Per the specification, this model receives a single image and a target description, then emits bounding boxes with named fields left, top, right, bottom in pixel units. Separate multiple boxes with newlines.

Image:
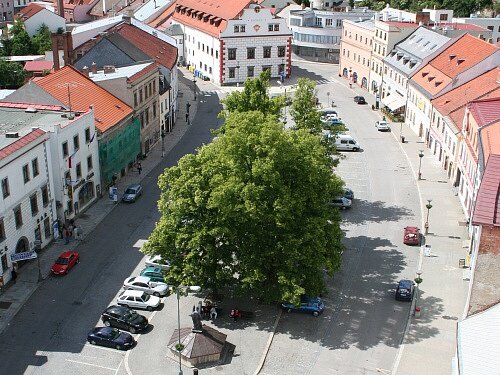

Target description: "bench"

left=229, top=310, right=254, bottom=320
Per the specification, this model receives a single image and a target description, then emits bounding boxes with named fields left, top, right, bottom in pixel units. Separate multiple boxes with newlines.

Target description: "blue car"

left=281, top=296, right=325, bottom=317
left=87, top=327, right=135, bottom=350
left=140, top=266, right=167, bottom=283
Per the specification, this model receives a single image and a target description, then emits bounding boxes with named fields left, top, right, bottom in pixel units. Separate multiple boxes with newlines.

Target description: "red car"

left=51, top=251, right=80, bottom=275
left=403, top=226, right=420, bottom=246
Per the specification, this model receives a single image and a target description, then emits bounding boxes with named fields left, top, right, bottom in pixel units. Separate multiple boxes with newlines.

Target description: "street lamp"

left=326, top=91, right=330, bottom=107
left=34, top=240, right=43, bottom=282
left=174, top=285, right=201, bottom=375
left=348, top=67, right=352, bottom=88
left=161, top=129, right=166, bottom=157
left=193, top=76, right=197, bottom=101
left=236, top=63, right=240, bottom=87
left=418, top=150, right=424, bottom=180
left=425, top=199, right=433, bottom=234
left=414, top=270, right=423, bottom=313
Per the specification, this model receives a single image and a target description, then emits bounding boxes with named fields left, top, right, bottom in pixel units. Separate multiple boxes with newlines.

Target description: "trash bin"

left=415, top=306, right=421, bottom=318
left=401, top=135, right=405, bottom=143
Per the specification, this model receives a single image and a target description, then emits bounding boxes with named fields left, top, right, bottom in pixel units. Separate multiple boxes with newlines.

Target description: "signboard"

left=53, top=221, right=60, bottom=240
left=10, top=250, right=38, bottom=262
left=109, top=187, right=118, bottom=202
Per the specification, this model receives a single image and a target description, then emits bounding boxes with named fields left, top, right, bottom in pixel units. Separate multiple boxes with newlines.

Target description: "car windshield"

left=108, top=329, right=120, bottom=339
left=125, top=188, right=136, bottom=194
left=55, top=257, right=69, bottom=265
left=124, top=310, right=139, bottom=321
left=142, top=293, right=150, bottom=301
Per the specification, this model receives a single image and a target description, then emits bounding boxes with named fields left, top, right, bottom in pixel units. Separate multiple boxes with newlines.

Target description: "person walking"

left=137, top=162, right=142, bottom=175
left=185, top=113, right=189, bottom=122
left=210, top=306, right=217, bottom=321
left=64, top=227, right=70, bottom=244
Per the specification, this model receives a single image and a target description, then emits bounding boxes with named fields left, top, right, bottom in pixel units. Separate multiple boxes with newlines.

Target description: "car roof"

left=404, top=226, right=419, bottom=233
left=104, top=305, right=129, bottom=314
left=398, top=280, right=412, bottom=288
left=126, top=184, right=141, bottom=190
left=142, top=266, right=162, bottom=273
left=121, top=289, right=146, bottom=297
left=131, top=276, right=151, bottom=283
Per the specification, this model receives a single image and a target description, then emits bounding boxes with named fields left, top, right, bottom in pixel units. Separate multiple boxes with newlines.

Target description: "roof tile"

left=15, top=3, right=44, bottom=20
left=472, top=154, right=500, bottom=226
left=0, top=128, right=46, bottom=160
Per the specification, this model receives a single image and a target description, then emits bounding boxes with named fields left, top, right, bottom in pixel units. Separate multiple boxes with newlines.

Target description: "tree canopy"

left=144, top=72, right=345, bottom=304
left=32, top=25, right=52, bottom=55
left=0, top=59, right=26, bottom=88
left=356, top=0, right=494, bottom=16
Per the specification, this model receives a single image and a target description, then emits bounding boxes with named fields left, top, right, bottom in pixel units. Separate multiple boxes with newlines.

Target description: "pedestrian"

left=64, top=227, right=70, bottom=244
left=11, top=268, right=17, bottom=283
left=69, top=223, right=74, bottom=238
left=198, top=301, right=202, bottom=313
left=185, top=113, right=189, bottom=122
left=74, top=225, right=82, bottom=240
left=137, top=162, right=142, bottom=175
left=210, top=306, right=217, bottom=321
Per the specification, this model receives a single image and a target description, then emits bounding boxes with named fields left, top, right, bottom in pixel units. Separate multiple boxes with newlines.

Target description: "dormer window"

left=422, top=71, right=429, bottom=77
left=449, top=54, right=456, bottom=61
left=234, top=25, right=246, bottom=33
left=457, top=58, right=465, bottom=65
left=434, top=81, right=443, bottom=87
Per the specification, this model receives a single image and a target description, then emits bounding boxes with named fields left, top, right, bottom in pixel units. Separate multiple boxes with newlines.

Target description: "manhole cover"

left=442, top=315, right=458, bottom=320
left=0, top=301, right=12, bottom=309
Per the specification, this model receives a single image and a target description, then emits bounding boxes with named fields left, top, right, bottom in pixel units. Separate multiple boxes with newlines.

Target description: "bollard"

left=193, top=368, right=199, bottom=375
left=415, top=306, right=421, bottom=318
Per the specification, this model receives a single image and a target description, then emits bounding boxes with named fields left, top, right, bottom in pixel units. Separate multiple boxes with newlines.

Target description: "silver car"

left=123, top=276, right=169, bottom=297
left=122, top=184, right=142, bottom=202
left=331, top=197, right=352, bottom=209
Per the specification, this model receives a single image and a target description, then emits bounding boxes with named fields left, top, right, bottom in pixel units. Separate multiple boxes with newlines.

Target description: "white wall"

left=24, top=8, right=65, bottom=37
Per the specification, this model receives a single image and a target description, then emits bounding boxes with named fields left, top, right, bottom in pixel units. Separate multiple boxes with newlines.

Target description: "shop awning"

left=384, top=95, right=406, bottom=111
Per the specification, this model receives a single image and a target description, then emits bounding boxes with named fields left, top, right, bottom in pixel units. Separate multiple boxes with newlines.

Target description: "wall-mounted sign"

left=10, top=251, right=37, bottom=262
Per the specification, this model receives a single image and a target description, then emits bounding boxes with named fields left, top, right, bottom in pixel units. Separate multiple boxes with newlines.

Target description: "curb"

left=253, top=309, right=282, bottom=375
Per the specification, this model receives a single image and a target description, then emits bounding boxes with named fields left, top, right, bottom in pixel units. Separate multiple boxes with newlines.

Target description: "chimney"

left=57, top=0, right=64, bottom=18
left=91, top=62, right=97, bottom=74
left=51, top=33, right=60, bottom=70
left=82, top=66, right=89, bottom=77
left=103, top=65, right=116, bottom=74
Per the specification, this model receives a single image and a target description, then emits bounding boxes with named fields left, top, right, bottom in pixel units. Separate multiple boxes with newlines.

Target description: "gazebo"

left=167, top=324, right=227, bottom=367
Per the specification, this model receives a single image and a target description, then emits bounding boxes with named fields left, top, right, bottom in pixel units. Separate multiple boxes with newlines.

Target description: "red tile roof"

left=0, top=128, right=46, bottom=160
left=24, top=60, right=54, bottom=72
left=472, top=154, right=500, bottom=226
left=384, top=21, right=419, bottom=28
left=128, top=62, right=160, bottom=83
left=148, top=1, right=176, bottom=29
left=113, top=23, right=177, bottom=70
left=469, top=97, right=500, bottom=127
left=169, top=0, right=253, bottom=38
left=412, top=34, right=498, bottom=96
left=0, top=102, right=64, bottom=111
left=479, top=120, right=500, bottom=165
left=437, top=23, right=487, bottom=31
left=15, top=3, right=44, bottom=20
left=35, top=66, right=133, bottom=133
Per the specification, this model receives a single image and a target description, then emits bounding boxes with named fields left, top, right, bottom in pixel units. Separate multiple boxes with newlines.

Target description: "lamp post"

left=348, top=67, right=352, bottom=88
left=193, top=76, right=197, bottom=101
left=34, top=240, right=42, bottom=282
left=236, top=63, right=240, bottom=87
left=418, top=150, right=424, bottom=180
left=425, top=199, right=433, bottom=234
left=174, top=285, right=201, bottom=375
left=326, top=91, right=330, bottom=107
left=414, top=270, right=423, bottom=313
left=161, top=129, right=166, bottom=157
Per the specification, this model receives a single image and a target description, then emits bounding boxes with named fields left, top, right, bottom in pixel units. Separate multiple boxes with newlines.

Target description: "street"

left=0, top=62, right=431, bottom=375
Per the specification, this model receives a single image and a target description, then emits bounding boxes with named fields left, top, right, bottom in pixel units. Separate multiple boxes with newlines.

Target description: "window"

left=14, top=205, right=22, bottom=228
left=41, top=185, right=49, bottom=206
left=139, top=89, right=143, bottom=103
left=228, top=48, right=236, bottom=60
left=30, top=194, right=38, bottom=216
left=234, top=25, right=245, bottom=32
left=73, top=135, right=79, bottom=151
left=240, top=25, right=245, bottom=32
left=278, top=46, right=286, bottom=57
left=23, top=164, right=30, bottom=183
left=440, top=13, right=448, bottom=21
left=315, top=18, right=322, bottom=26
left=85, top=128, right=91, bottom=143
left=87, top=155, right=93, bottom=171
left=229, top=67, right=235, bottom=78
left=32, top=158, right=39, bottom=177
left=153, top=103, right=157, bottom=118
left=247, top=66, right=254, bottom=77
left=247, top=47, right=255, bottom=59
left=274, top=24, right=279, bottom=31
left=263, top=47, right=271, bottom=58
left=0, top=219, right=5, bottom=242
left=76, top=163, right=82, bottom=178
left=2, top=178, right=9, bottom=199
left=337, top=19, right=342, bottom=27
left=262, top=65, right=271, bottom=74
left=209, top=67, right=212, bottom=74
left=62, top=141, right=68, bottom=157
left=325, top=19, right=332, bottom=26
left=216, top=50, right=218, bottom=59
left=211, top=47, right=213, bottom=56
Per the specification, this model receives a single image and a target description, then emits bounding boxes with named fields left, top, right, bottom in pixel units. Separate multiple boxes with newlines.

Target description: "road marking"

left=115, top=359, right=124, bottom=375
left=85, top=343, right=124, bottom=354
left=65, top=359, right=117, bottom=371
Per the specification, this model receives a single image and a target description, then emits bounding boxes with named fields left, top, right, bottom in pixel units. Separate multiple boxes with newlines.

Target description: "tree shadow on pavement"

left=343, top=199, right=414, bottom=225
left=402, top=291, right=444, bottom=344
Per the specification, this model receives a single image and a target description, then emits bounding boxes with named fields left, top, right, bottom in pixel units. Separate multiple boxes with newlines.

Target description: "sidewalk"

left=344, top=83, right=469, bottom=374
left=0, top=69, right=199, bottom=335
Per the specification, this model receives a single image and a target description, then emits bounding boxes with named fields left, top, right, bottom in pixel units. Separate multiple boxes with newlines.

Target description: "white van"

left=335, top=134, right=360, bottom=151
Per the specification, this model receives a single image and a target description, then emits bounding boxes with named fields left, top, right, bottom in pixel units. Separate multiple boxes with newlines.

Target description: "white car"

left=117, top=290, right=161, bottom=311
left=144, top=255, right=171, bottom=270
left=123, top=276, right=169, bottom=297
left=375, top=120, right=390, bottom=131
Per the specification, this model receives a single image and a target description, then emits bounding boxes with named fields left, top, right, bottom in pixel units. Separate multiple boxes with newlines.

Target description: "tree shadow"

left=343, top=199, right=414, bottom=225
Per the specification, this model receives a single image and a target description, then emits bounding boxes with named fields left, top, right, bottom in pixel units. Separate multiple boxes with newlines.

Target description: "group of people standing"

left=59, top=219, right=82, bottom=244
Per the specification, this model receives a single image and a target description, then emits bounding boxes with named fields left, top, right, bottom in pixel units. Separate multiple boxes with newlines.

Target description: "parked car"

left=123, top=276, right=169, bottom=297
left=122, top=184, right=142, bottom=203
left=321, top=109, right=338, bottom=116
left=281, top=296, right=325, bottom=317
left=50, top=251, right=80, bottom=275
left=101, top=305, right=148, bottom=334
left=353, top=96, right=366, bottom=104
left=117, top=290, right=161, bottom=311
left=331, top=197, right=352, bottom=209
left=403, top=226, right=420, bottom=245
left=375, top=120, right=390, bottom=131
left=144, top=255, right=171, bottom=270
left=344, top=188, right=354, bottom=200
left=140, top=266, right=167, bottom=283
left=87, top=327, right=135, bottom=350
left=334, top=134, right=361, bottom=151
left=395, top=280, right=414, bottom=301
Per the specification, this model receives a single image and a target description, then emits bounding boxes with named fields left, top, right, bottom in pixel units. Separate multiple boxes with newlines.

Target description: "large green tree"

left=9, top=20, right=33, bottom=55
left=144, top=111, right=345, bottom=304
left=0, top=59, right=26, bottom=88
left=290, top=78, right=323, bottom=133
left=31, top=24, right=52, bottom=55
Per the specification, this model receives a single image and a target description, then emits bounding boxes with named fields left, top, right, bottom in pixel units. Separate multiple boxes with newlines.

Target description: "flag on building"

left=68, top=150, right=77, bottom=168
